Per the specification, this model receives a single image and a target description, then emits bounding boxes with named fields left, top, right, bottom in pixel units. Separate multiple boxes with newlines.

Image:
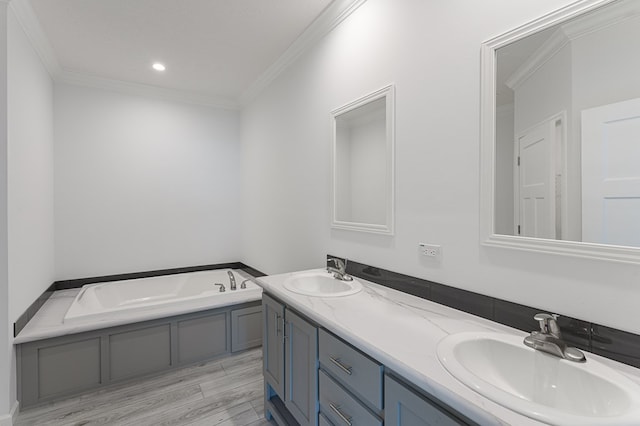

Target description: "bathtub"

left=64, top=269, right=262, bottom=324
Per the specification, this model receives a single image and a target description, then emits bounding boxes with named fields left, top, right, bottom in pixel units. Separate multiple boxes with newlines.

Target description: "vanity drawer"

left=319, top=370, right=382, bottom=426
left=319, top=413, right=334, bottom=426
left=319, top=329, right=384, bottom=410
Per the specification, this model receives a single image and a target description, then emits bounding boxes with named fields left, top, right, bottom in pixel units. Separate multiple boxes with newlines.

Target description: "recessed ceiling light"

left=152, top=63, right=166, bottom=72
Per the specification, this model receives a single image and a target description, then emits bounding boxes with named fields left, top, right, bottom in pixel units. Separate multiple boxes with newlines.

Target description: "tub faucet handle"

left=215, top=283, right=225, bottom=292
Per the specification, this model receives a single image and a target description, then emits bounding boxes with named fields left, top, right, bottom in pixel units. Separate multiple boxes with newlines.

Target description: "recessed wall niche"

left=331, top=85, right=395, bottom=235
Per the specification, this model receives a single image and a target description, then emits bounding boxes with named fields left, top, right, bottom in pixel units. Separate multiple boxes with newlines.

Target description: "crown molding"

left=562, top=0, right=640, bottom=40
left=8, top=0, right=61, bottom=76
left=505, top=28, right=570, bottom=90
left=8, top=0, right=366, bottom=109
left=505, top=0, right=640, bottom=90
left=57, top=70, right=240, bottom=110
left=238, top=0, right=367, bottom=106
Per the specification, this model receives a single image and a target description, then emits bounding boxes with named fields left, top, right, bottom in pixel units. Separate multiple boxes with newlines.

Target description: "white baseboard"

left=0, top=401, right=18, bottom=426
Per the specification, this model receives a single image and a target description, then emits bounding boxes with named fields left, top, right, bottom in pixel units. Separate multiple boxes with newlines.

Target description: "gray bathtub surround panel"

left=231, top=305, right=263, bottom=352
left=13, top=261, right=266, bottom=337
left=17, top=301, right=262, bottom=408
left=328, top=254, right=640, bottom=369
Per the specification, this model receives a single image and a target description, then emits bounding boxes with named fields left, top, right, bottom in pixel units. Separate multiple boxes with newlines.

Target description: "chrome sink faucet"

left=228, top=270, right=236, bottom=290
left=523, top=313, right=586, bottom=362
left=327, top=257, right=353, bottom=281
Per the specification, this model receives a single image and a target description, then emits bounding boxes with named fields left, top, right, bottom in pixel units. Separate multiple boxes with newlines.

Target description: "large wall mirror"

left=480, top=0, right=640, bottom=262
left=331, top=85, right=395, bottom=234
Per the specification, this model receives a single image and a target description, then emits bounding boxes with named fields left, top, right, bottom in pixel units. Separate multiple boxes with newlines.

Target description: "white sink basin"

left=283, top=271, right=363, bottom=297
left=437, top=332, right=640, bottom=425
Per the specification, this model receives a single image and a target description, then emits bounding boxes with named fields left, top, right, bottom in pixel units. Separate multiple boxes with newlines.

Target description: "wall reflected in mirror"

left=331, top=85, right=394, bottom=235
left=494, top=0, right=640, bottom=248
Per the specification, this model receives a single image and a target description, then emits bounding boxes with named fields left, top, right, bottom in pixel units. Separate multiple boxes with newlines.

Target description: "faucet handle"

left=534, top=313, right=559, bottom=334
left=328, top=257, right=346, bottom=271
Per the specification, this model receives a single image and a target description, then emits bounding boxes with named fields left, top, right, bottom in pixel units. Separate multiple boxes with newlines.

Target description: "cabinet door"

left=231, top=305, right=263, bottom=352
left=385, top=375, right=464, bottom=426
left=263, top=294, right=285, bottom=398
left=285, top=309, right=318, bottom=426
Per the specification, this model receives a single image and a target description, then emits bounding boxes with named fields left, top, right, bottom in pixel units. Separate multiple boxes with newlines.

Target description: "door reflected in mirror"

left=494, top=0, right=640, bottom=248
left=331, top=85, right=394, bottom=234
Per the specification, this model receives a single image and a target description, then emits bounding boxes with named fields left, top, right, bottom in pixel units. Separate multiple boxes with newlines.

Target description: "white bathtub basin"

left=64, top=269, right=262, bottom=324
left=437, top=331, right=640, bottom=425
left=283, top=271, right=362, bottom=297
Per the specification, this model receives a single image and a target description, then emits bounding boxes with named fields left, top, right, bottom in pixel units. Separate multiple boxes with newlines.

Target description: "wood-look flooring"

left=16, top=348, right=272, bottom=426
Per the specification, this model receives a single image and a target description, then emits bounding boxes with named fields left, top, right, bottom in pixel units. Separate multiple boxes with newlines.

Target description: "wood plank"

left=17, top=354, right=227, bottom=423
left=186, top=403, right=259, bottom=426
left=16, top=348, right=267, bottom=426
left=128, top=380, right=264, bottom=425
left=199, top=364, right=263, bottom=398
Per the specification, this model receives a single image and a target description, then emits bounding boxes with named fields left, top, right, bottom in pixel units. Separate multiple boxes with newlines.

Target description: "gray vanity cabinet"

left=262, top=293, right=475, bottom=426
left=318, top=329, right=384, bottom=425
left=385, top=374, right=467, bottom=426
left=262, top=293, right=319, bottom=426
left=263, top=293, right=286, bottom=398
left=285, top=309, right=319, bottom=426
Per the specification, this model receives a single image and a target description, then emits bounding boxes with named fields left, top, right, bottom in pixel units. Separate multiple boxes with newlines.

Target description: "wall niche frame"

left=331, top=84, right=395, bottom=235
left=480, top=0, right=640, bottom=263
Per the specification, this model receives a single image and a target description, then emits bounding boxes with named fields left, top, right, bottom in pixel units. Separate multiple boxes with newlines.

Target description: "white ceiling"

left=27, top=0, right=341, bottom=106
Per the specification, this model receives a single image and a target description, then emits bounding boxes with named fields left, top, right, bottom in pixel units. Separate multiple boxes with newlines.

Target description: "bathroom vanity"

left=258, top=269, right=640, bottom=426
left=262, top=293, right=465, bottom=426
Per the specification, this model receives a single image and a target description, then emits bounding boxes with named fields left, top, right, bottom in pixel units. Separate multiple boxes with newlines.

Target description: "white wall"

left=7, top=6, right=54, bottom=327
left=495, top=103, right=514, bottom=235
left=54, top=84, right=242, bottom=279
left=241, top=0, right=640, bottom=335
left=572, top=14, right=640, bottom=114
left=348, top=113, right=386, bottom=225
left=2, top=4, right=55, bottom=422
left=513, top=43, right=572, bottom=135
left=335, top=107, right=386, bottom=225
left=0, top=3, right=9, bottom=422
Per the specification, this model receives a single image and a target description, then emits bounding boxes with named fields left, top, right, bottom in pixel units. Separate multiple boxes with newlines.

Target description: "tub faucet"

left=523, top=313, right=586, bottom=362
left=214, top=283, right=225, bottom=292
left=327, top=257, right=353, bottom=281
left=228, top=271, right=236, bottom=290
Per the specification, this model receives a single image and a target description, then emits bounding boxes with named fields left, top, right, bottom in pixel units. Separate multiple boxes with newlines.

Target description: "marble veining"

left=257, top=269, right=640, bottom=426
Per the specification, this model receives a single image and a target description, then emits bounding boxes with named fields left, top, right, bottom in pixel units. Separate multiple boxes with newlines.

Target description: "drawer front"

left=319, top=370, right=382, bottom=426
left=319, top=329, right=383, bottom=410
left=319, top=413, right=334, bottom=426
left=385, top=375, right=466, bottom=426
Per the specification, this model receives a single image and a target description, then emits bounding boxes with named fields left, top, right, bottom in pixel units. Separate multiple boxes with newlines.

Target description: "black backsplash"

left=328, top=255, right=640, bottom=368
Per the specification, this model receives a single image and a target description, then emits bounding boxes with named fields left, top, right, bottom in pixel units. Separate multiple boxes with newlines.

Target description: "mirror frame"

left=479, top=0, right=640, bottom=263
left=331, top=84, right=395, bottom=235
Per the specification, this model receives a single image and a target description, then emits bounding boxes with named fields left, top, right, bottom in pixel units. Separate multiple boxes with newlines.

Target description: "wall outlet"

left=419, top=243, right=442, bottom=258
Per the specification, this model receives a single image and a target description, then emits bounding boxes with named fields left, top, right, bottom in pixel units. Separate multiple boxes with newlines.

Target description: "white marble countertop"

left=15, top=270, right=262, bottom=344
left=257, top=269, right=640, bottom=426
